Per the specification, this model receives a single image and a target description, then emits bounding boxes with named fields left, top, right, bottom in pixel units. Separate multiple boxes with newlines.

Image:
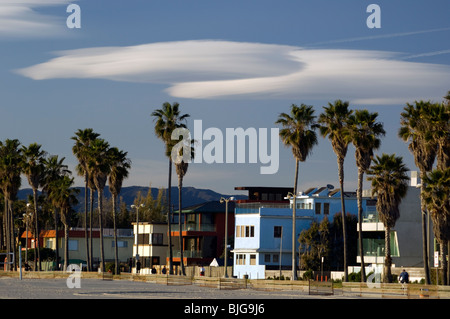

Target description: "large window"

left=236, top=225, right=255, bottom=237
left=273, top=226, right=282, bottom=238
left=236, top=254, right=246, bottom=265
left=315, top=202, right=321, bottom=215
left=151, top=233, right=164, bottom=245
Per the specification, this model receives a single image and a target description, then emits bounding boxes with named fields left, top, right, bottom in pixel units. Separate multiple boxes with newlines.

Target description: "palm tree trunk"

left=357, top=167, right=366, bottom=282
left=89, top=187, right=94, bottom=270
left=338, top=156, right=348, bottom=282
left=291, top=158, right=299, bottom=281
left=54, top=208, right=59, bottom=270
left=84, top=174, right=90, bottom=271
left=167, top=158, right=174, bottom=275
left=384, top=226, right=392, bottom=283
left=97, top=188, right=105, bottom=272
left=33, top=189, right=41, bottom=272
left=420, top=183, right=431, bottom=284
left=64, top=222, right=69, bottom=271
left=441, top=241, right=448, bottom=286
left=178, top=176, right=185, bottom=276
left=112, top=194, right=119, bottom=275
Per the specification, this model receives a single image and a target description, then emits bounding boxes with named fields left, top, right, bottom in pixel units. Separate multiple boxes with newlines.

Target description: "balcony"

left=171, top=223, right=216, bottom=233
left=173, top=249, right=203, bottom=258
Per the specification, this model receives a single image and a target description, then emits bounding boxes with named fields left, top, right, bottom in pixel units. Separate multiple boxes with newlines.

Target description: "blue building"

left=232, top=186, right=371, bottom=279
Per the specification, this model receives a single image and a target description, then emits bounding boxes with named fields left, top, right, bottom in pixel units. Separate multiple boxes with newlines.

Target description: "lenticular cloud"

left=16, top=40, right=450, bottom=104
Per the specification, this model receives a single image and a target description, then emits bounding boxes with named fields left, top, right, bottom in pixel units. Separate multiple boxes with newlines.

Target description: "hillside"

left=17, top=186, right=247, bottom=211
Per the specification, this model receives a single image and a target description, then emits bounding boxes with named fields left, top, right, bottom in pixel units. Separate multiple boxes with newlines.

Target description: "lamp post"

left=131, top=204, right=145, bottom=263
left=23, top=206, right=33, bottom=264
left=220, top=196, right=235, bottom=278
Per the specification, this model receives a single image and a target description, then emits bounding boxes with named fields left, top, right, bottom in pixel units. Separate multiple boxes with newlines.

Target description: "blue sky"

left=1, top=0, right=449, bottom=195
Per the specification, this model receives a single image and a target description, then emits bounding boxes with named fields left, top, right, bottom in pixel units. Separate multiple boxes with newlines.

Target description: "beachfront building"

left=132, top=222, right=168, bottom=274
left=232, top=185, right=367, bottom=279
left=20, top=228, right=134, bottom=270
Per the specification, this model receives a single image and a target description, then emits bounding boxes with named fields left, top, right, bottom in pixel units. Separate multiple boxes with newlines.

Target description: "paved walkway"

left=0, top=276, right=352, bottom=299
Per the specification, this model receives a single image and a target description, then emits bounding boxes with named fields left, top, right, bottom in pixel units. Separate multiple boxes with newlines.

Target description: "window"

left=113, top=240, right=128, bottom=248
left=236, top=254, right=246, bottom=265
left=238, top=225, right=255, bottom=238
left=273, top=254, right=279, bottom=263
left=68, top=240, right=78, bottom=251
left=137, top=233, right=149, bottom=245
left=324, top=203, right=330, bottom=215
left=274, top=226, right=282, bottom=238
left=315, top=202, right=321, bottom=215
left=250, top=254, right=256, bottom=265
left=151, top=233, right=163, bottom=245
left=264, top=254, right=271, bottom=263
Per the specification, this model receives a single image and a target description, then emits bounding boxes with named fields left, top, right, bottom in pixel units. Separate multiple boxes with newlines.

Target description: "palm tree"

left=87, top=138, right=112, bottom=272
left=21, top=143, right=47, bottom=271
left=348, top=109, right=385, bottom=282
left=42, top=155, right=71, bottom=270
left=72, top=128, right=100, bottom=271
left=108, top=147, right=131, bottom=275
left=399, top=101, right=438, bottom=284
left=318, top=100, right=352, bottom=281
left=422, top=168, right=450, bottom=285
left=48, top=176, right=79, bottom=271
left=276, top=104, right=318, bottom=280
left=151, top=102, right=190, bottom=275
left=0, top=139, right=22, bottom=270
left=173, top=137, right=195, bottom=276
left=367, top=154, right=409, bottom=283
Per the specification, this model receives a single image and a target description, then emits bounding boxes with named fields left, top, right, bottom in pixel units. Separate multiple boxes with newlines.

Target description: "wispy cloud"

left=402, top=49, right=450, bottom=60
left=0, top=0, right=74, bottom=38
left=305, top=27, right=450, bottom=47
left=16, top=40, right=450, bottom=104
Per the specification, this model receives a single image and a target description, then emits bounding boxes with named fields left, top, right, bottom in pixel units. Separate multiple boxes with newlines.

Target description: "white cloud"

left=16, top=40, right=450, bottom=104
left=0, top=0, right=74, bottom=37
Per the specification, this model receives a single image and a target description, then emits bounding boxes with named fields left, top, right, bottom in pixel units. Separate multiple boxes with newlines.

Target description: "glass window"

left=315, top=202, right=321, bottom=215
left=274, top=226, right=282, bottom=238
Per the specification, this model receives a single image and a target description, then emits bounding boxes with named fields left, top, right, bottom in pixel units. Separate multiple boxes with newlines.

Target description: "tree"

left=367, top=154, right=409, bottom=283
left=318, top=99, right=352, bottom=281
left=276, top=104, right=318, bottom=280
left=72, top=128, right=100, bottom=271
left=348, top=109, right=385, bottom=282
left=87, top=138, right=111, bottom=272
left=422, top=168, right=450, bottom=285
left=108, top=147, right=131, bottom=275
left=21, top=143, right=47, bottom=271
left=399, top=101, right=438, bottom=284
left=42, top=155, right=71, bottom=270
left=48, top=176, right=79, bottom=271
left=151, top=102, right=190, bottom=275
left=173, top=137, right=195, bottom=276
left=0, top=139, right=22, bottom=270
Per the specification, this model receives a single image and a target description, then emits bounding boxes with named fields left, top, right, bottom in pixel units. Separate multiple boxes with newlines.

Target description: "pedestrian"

left=152, top=266, right=157, bottom=274
left=200, top=265, right=205, bottom=276
left=162, top=266, right=167, bottom=275
left=136, top=260, right=141, bottom=274
left=399, top=269, right=409, bottom=284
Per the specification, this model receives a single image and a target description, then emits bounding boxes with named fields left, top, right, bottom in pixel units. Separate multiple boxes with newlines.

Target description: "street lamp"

left=131, top=204, right=145, bottom=262
left=220, top=196, right=235, bottom=278
left=23, top=205, right=33, bottom=264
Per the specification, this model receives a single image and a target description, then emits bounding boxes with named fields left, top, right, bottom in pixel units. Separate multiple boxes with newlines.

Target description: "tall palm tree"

left=21, top=143, right=47, bottom=272
left=173, top=137, right=195, bottom=276
left=42, top=155, right=71, bottom=270
left=87, top=138, right=111, bottom=272
left=422, top=168, right=450, bottom=285
left=318, top=100, right=352, bottom=282
left=72, top=128, right=100, bottom=271
left=151, top=102, right=190, bottom=275
left=108, top=147, right=131, bottom=275
left=48, top=176, right=79, bottom=271
left=0, top=139, right=22, bottom=270
left=367, top=154, right=409, bottom=283
left=276, top=104, right=318, bottom=280
left=399, top=101, right=438, bottom=284
left=348, top=109, right=385, bottom=282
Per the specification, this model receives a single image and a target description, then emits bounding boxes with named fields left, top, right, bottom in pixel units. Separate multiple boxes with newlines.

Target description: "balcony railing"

left=173, top=249, right=203, bottom=258
left=173, top=224, right=216, bottom=232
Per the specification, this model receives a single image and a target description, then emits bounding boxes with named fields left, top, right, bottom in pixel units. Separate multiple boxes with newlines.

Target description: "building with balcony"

left=171, top=200, right=236, bottom=266
left=232, top=185, right=366, bottom=279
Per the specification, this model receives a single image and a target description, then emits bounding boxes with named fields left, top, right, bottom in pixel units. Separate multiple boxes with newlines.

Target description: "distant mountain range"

left=17, top=186, right=248, bottom=211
